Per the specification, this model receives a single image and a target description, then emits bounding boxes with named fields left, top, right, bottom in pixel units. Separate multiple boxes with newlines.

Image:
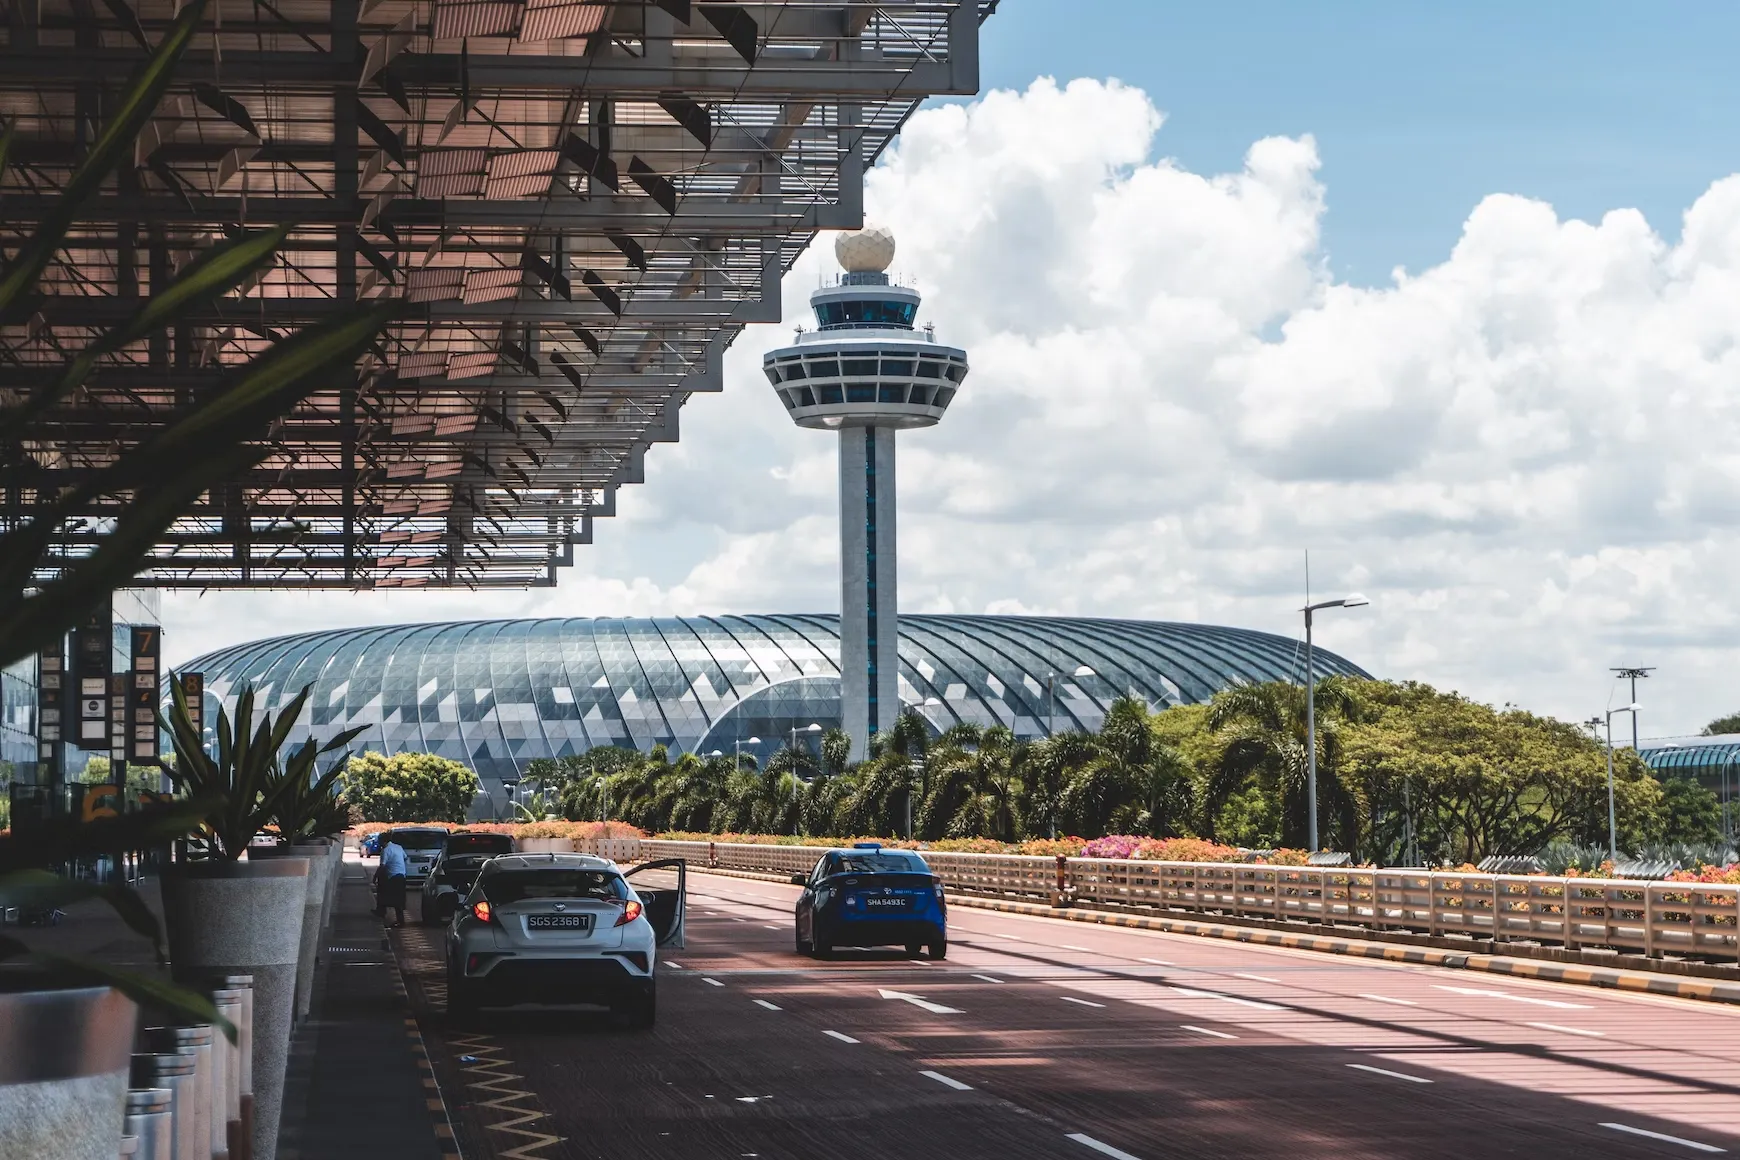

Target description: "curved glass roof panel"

left=185, top=615, right=1368, bottom=791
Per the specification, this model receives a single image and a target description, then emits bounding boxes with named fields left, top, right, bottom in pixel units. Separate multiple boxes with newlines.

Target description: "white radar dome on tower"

left=834, top=225, right=896, bottom=273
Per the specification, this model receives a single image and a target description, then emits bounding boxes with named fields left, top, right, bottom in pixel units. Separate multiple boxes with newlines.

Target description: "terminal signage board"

left=37, top=642, right=64, bottom=765
left=130, top=627, right=161, bottom=763
left=108, top=673, right=128, bottom=765
left=180, top=672, right=205, bottom=740
left=72, top=607, right=112, bottom=748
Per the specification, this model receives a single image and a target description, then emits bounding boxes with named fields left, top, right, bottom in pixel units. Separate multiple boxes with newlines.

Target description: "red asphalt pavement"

left=401, top=871, right=1740, bottom=1160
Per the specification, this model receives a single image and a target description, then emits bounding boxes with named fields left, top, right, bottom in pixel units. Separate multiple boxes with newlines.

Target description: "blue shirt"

left=379, top=841, right=408, bottom=877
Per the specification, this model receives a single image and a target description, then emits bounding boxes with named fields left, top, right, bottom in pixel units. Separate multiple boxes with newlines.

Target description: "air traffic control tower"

left=763, top=228, right=971, bottom=758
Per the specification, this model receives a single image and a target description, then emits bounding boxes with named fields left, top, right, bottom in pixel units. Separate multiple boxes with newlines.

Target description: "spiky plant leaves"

left=9, top=224, right=294, bottom=428
left=0, top=0, right=209, bottom=319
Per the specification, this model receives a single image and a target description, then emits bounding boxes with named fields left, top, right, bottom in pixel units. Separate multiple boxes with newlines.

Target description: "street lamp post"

left=791, top=723, right=821, bottom=835
left=499, top=778, right=520, bottom=822
left=1303, top=594, right=1368, bottom=853
left=1609, top=667, right=1653, bottom=751
left=1603, top=703, right=1641, bottom=861
left=1044, top=665, right=1096, bottom=739
left=734, top=735, right=761, bottom=773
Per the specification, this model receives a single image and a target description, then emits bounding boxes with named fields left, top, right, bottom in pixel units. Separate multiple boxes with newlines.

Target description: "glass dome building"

left=183, top=615, right=1368, bottom=796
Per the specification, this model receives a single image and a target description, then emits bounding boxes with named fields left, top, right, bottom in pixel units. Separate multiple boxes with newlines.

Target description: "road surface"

left=394, top=871, right=1740, bottom=1160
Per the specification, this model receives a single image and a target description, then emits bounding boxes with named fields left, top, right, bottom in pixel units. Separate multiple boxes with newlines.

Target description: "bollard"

left=124, top=1087, right=174, bottom=1160
left=129, top=1055, right=195, bottom=1160
left=205, top=975, right=254, bottom=1160
left=144, top=1027, right=213, bottom=1160
left=209, top=988, right=245, bottom=1160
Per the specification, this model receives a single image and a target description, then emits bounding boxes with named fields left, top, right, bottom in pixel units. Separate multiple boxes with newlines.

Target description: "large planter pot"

left=287, top=843, right=335, bottom=1018
left=161, top=858, right=307, bottom=1160
left=0, top=982, right=136, bottom=1160
left=320, top=840, right=342, bottom=933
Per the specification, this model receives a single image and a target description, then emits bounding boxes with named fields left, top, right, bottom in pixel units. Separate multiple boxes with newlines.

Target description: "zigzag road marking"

left=394, top=926, right=564, bottom=1159
left=450, top=1032, right=564, bottom=1160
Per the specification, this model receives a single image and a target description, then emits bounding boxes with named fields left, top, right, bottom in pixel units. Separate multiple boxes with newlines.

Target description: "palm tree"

left=1023, top=731, right=1096, bottom=838
left=1093, top=696, right=1192, bottom=837
left=1205, top=677, right=1360, bottom=850
left=919, top=725, right=1023, bottom=840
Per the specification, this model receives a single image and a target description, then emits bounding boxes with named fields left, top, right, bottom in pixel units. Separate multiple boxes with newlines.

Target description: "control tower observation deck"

left=763, top=227, right=970, bottom=758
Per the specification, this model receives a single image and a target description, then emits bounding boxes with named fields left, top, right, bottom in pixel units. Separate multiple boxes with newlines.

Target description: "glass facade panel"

left=184, top=616, right=1368, bottom=803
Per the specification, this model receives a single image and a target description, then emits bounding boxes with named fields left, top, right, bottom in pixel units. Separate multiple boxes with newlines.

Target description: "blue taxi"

left=791, top=844, right=947, bottom=960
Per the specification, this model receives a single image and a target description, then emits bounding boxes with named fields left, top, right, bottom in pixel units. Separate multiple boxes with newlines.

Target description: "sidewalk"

left=278, top=851, right=451, bottom=1160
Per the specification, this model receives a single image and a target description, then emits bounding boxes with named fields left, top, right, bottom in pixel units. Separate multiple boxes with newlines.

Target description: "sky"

left=164, top=2, right=1740, bottom=739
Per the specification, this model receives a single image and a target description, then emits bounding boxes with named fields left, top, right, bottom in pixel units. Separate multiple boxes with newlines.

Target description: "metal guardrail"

left=595, top=839, right=1740, bottom=965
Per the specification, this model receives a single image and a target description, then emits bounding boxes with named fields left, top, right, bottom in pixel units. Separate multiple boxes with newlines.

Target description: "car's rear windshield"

left=391, top=831, right=447, bottom=850
left=446, top=834, right=513, bottom=856
left=481, top=870, right=628, bottom=904
left=829, top=853, right=927, bottom=875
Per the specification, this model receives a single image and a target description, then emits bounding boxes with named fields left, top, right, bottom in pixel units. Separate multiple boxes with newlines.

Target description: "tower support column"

left=838, top=424, right=900, bottom=759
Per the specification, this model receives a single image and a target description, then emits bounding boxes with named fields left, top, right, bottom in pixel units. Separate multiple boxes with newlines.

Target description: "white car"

left=444, top=853, right=685, bottom=1027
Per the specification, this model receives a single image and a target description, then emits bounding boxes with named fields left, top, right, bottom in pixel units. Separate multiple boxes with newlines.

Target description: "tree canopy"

left=342, top=751, right=479, bottom=823
left=367, top=679, right=1717, bottom=865
left=1702, top=712, right=1740, bottom=736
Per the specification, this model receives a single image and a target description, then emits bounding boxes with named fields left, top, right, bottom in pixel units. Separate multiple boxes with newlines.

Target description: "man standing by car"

left=374, top=834, right=409, bottom=927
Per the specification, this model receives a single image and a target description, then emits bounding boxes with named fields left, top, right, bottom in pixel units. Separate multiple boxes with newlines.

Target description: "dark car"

left=419, top=831, right=516, bottom=925
left=792, top=844, right=947, bottom=960
left=375, top=826, right=449, bottom=886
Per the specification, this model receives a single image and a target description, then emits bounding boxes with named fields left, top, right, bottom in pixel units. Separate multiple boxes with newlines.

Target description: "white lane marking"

left=704, top=977, right=724, bottom=987
left=1067, top=1132, right=1146, bottom=1160
left=664, top=961, right=684, bottom=969
left=1600, top=1123, right=1726, bottom=1153
left=1138, top=957, right=1175, bottom=966
left=1432, top=984, right=1589, bottom=1009
left=920, top=1070, right=973, bottom=1091
left=1061, top=996, right=1107, bottom=1008
left=1059, top=944, right=1093, bottom=952
left=1527, top=1021, right=1605, bottom=1038
left=879, top=988, right=964, bottom=1015
left=1180, top=1025, right=1236, bottom=1039
left=823, top=1030, right=860, bottom=1044
left=1347, top=1063, right=1432, bottom=1084
left=972, top=974, right=1004, bottom=984
left=764, top=925, right=782, bottom=930
left=1360, top=993, right=1416, bottom=1007
left=753, top=999, right=783, bottom=1011
left=1232, top=973, right=1280, bottom=984
left=1170, top=986, right=1283, bottom=1011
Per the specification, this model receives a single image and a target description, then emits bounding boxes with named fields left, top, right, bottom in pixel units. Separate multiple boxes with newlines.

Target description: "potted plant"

left=159, top=679, right=352, bottom=1160
left=1, top=802, right=232, bottom=1160
left=262, top=742, right=362, bottom=1019
left=297, top=792, right=354, bottom=936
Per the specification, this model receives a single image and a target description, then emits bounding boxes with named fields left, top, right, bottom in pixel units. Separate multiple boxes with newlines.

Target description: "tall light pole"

left=734, top=735, right=761, bottom=773
left=1603, top=704, right=1641, bottom=860
left=1045, top=665, right=1094, bottom=738
left=1609, top=667, right=1653, bottom=750
left=791, top=722, right=820, bottom=835
left=1303, top=594, right=1368, bottom=852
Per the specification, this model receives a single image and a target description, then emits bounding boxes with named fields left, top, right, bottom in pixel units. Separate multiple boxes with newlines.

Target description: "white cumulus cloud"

left=166, top=77, right=1740, bottom=736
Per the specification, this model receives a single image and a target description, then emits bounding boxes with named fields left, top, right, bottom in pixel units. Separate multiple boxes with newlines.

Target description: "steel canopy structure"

left=2, top=0, right=992, bottom=588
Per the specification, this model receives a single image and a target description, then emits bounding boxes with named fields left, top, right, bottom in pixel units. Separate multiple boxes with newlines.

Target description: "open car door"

left=624, top=858, right=686, bottom=949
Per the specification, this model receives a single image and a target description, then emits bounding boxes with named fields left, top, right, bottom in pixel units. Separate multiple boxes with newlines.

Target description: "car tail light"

left=471, top=900, right=493, bottom=924
left=614, top=899, right=644, bottom=927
